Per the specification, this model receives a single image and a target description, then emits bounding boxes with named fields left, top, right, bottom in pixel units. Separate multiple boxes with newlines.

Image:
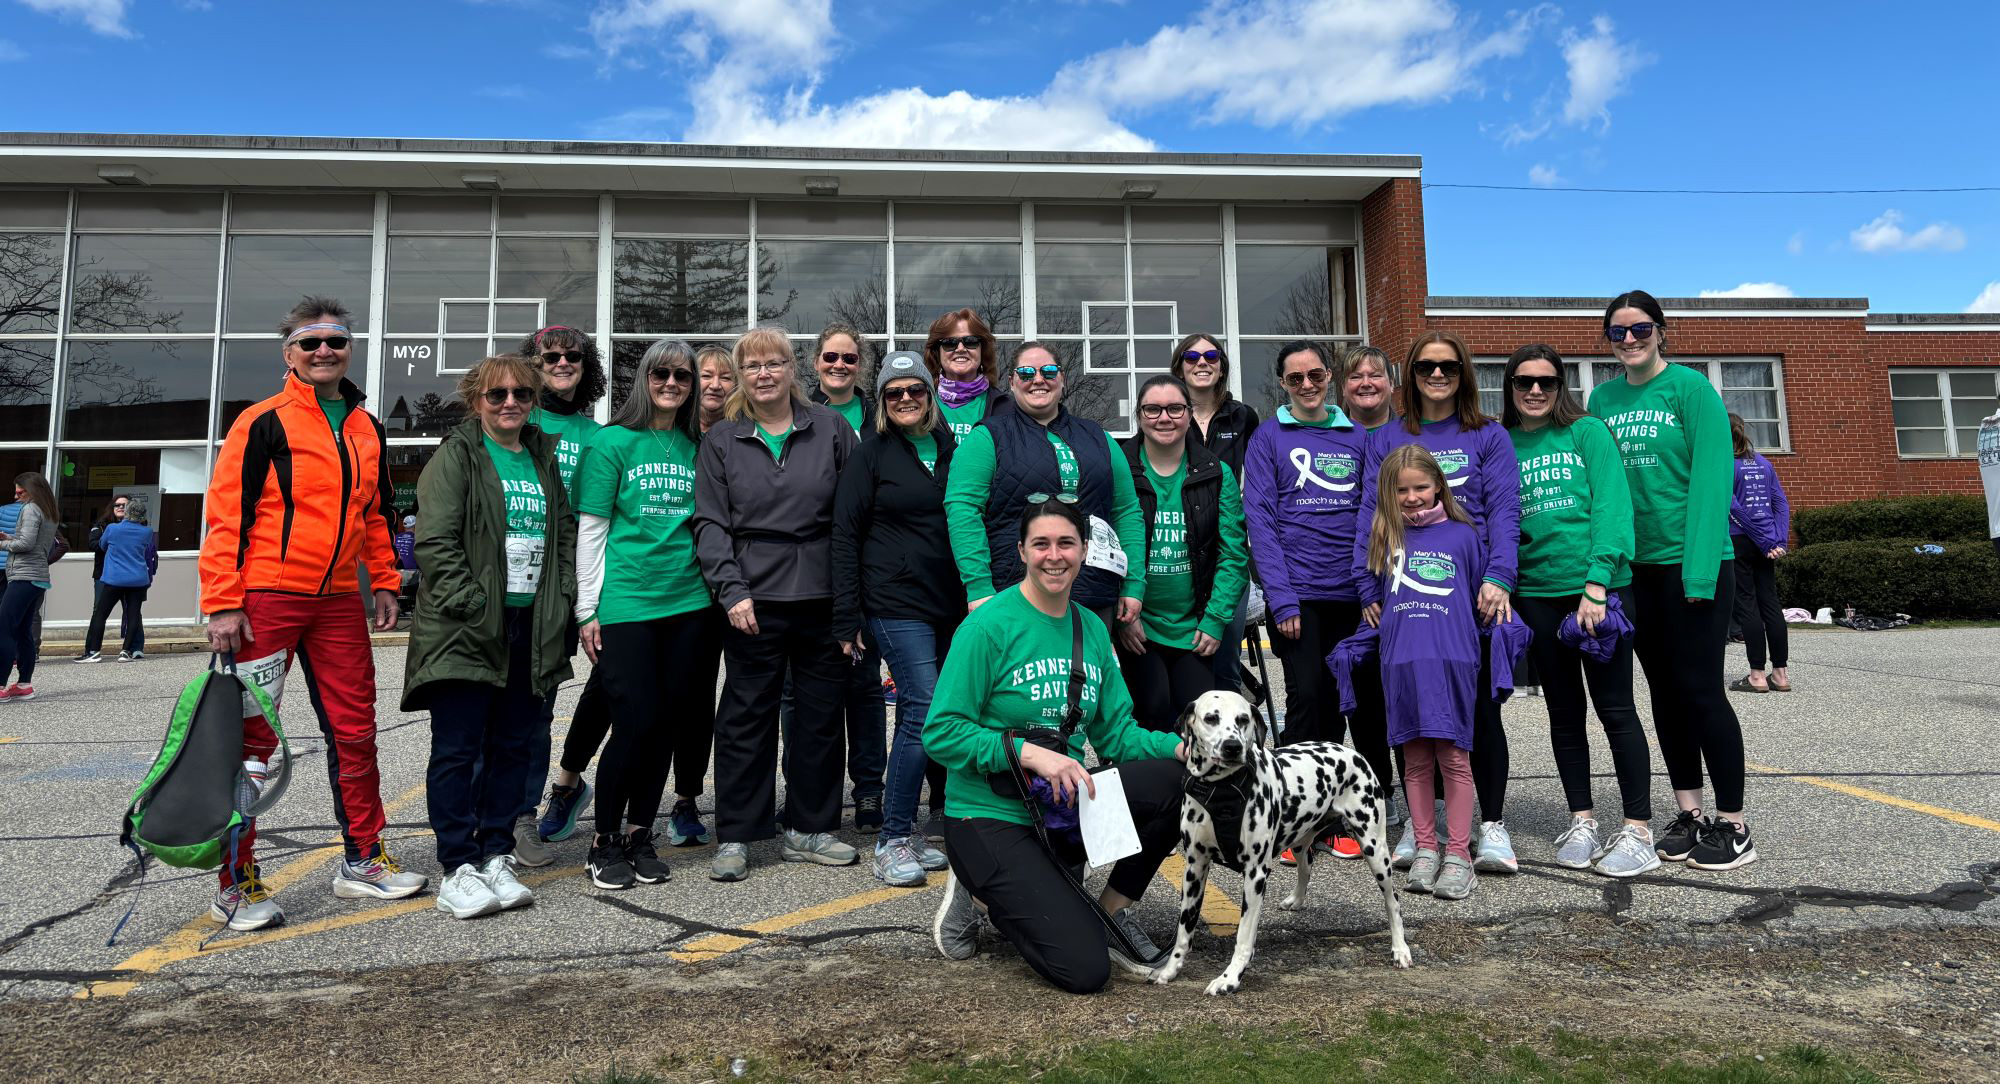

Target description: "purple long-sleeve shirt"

left=1729, top=452, right=1791, bottom=553
left=1378, top=518, right=1484, bottom=750
left=1241, top=406, right=1370, bottom=623
left=1353, top=416, right=1521, bottom=605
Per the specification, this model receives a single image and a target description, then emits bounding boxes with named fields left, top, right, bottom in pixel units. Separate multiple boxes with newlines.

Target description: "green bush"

left=1776, top=537, right=2000, bottom=619
left=1792, top=494, right=1987, bottom=546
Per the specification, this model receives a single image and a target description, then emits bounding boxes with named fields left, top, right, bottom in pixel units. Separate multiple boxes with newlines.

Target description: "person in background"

left=76, top=495, right=132, bottom=663
left=1339, top=345, right=1398, bottom=433
left=695, top=344, right=735, bottom=434
left=82, top=496, right=157, bottom=663
left=0, top=472, right=58, bottom=701
left=1728, top=412, right=1793, bottom=694
left=392, top=514, right=418, bottom=574
left=1171, top=334, right=1257, bottom=691
left=1980, top=406, right=2000, bottom=561
left=925, top=309, right=1010, bottom=440
left=810, top=322, right=875, bottom=434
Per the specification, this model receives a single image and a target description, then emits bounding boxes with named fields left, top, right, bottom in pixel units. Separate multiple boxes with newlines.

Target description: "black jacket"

left=1121, top=435, right=1227, bottom=609
left=830, top=423, right=964, bottom=640
left=1192, top=397, right=1261, bottom=480
left=810, top=386, right=875, bottom=434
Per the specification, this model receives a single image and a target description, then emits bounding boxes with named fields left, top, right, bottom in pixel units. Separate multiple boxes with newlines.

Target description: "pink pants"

left=1402, top=738, right=1474, bottom=861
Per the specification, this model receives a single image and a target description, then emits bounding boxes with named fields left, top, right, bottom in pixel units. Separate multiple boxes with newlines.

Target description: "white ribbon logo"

left=1389, top=549, right=1455, bottom=598
left=1290, top=447, right=1355, bottom=493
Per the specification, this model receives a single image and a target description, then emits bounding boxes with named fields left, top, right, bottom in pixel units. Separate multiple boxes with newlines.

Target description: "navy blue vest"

left=981, top=407, right=1122, bottom=609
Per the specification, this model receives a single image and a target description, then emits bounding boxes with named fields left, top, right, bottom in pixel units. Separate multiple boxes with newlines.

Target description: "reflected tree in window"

left=1273, top=262, right=1333, bottom=336
left=0, top=234, right=182, bottom=416
left=616, top=240, right=785, bottom=333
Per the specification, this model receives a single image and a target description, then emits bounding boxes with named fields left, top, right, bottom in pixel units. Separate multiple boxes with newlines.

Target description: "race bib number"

left=239, top=649, right=288, bottom=718
left=1084, top=514, right=1128, bottom=577
left=505, top=533, right=544, bottom=596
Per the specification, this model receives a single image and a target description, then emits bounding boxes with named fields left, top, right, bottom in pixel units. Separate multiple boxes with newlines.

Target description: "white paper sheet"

left=1078, top=767, right=1142, bottom=869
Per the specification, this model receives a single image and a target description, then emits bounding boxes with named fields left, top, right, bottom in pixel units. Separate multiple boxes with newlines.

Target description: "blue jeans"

left=426, top=608, right=540, bottom=870
left=1210, top=593, right=1248, bottom=690
left=0, top=580, right=46, bottom=685
left=867, top=617, right=954, bottom=840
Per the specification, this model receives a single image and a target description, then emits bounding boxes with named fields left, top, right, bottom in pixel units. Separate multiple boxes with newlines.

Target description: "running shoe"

left=512, top=816, right=554, bottom=868
left=1405, top=849, right=1440, bottom=894
left=781, top=829, right=859, bottom=866
left=210, top=866, right=284, bottom=930
left=1552, top=818, right=1602, bottom=870
left=1432, top=854, right=1478, bottom=900
left=1686, top=817, right=1758, bottom=871
left=1326, top=836, right=1363, bottom=860
left=477, top=854, right=534, bottom=910
left=436, top=863, right=503, bottom=920
left=932, top=869, right=981, bottom=960
left=1594, top=824, right=1662, bottom=879
left=855, top=793, right=884, bottom=834
left=1105, top=906, right=1163, bottom=974
left=1655, top=809, right=1704, bottom=862
left=1472, top=820, right=1519, bottom=874
left=911, top=835, right=948, bottom=872
left=923, top=811, right=950, bottom=844
left=626, top=828, right=671, bottom=884
left=332, top=844, right=428, bottom=899
left=538, top=780, right=592, bottom=843
left=709, top=842, right=749, bottom=882
left=74, top=651, right=102, bottom=663
left=666, top=797, right=708, bottom=847
left=587, top=832, right=636, bottom=890
left=871, top=836, right=927, bottom=887
left=1391, top=822, right=1417, bottom=869
left=0, top=684, right=34, bottom=702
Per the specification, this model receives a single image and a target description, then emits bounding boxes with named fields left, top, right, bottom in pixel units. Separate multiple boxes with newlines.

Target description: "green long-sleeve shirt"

left=1587, top=363, right=1736, bottom=600
left=1140, top=459, right=1250, bottom=646
left=1508, top=416, right=1634, bottom=597
left=942, top=424, right=1147, bottom=605
left=923, top=586, right=1182, bottom=825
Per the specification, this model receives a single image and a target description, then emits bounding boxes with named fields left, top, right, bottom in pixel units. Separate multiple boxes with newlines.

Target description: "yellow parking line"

left=0, top=736, right=19, bottom=744
left=669, top=885, right=920, bottom=963
left=1748, top=763, right=2000, bottom=835
left=1156, top=854, right=1241, bottom=936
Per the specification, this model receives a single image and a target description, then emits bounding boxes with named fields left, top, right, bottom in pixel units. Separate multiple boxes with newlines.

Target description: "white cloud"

left=1850, top=210, right=1968, bottom=253
left=1699, top=282, right=1796, bottom=299
left=590, top=0, right=832, bottom=68
left=1527, top=163, right=1562, bottom=186
left=17, top=0, right=132, bottom=37
left=0, top=39, right=25, bottom=61
left=1787, top=231, right=1805, bottom=256
left=1968, top=282, right=2000, bottom=313
left=542, top=42, right=592, bottom=61
left=683, top=86, right=1153, bottom=151
left=1558, top=14, right=1647, bottom=128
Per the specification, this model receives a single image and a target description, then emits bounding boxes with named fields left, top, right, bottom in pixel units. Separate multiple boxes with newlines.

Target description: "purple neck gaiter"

left=938, top=375, right=988, bottom=408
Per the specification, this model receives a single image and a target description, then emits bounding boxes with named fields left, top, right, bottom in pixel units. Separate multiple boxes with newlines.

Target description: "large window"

left=1471, top=356, right=1789, bottom=452
left=1890, top=368, right=1998, bottom=458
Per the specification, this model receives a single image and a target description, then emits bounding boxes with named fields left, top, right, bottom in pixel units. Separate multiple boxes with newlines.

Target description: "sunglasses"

left=819, top=352, right=860, bottom=367
left=881, top=384, right=930, bottom=403
left=1412, top=359, right=1462, bottom=378
left=1511, top=374, right=1563, bottom=393
left=1014, top=364, right=1062, bottom=381
left=291, top=336, right=351, bottom=352
left=482, top=386, right=535, bottom=405
left=935, top=335, right=983, bottom=351
left=1180, top=349, right=1222, bottom=363
left=649, top=367, right=695, bottom=385
left=540, top=350, right=585, bottom=366
left=1605, top=322, right=1659, bottom=343
left=1281, top=367, right=1329, bottom=389
left=1026, top=492, right=1080, bottom=505
left=1139, top=403, right=1190, bottom=420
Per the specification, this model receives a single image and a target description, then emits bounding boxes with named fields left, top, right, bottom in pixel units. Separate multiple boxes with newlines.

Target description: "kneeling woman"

left=925, top=498, right=1188, bottom=994
left=406, top=355, right=576, bottom=919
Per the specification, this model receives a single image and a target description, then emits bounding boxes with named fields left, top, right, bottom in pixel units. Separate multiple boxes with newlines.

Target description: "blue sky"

left=4, top=0, right=1996, bottom=312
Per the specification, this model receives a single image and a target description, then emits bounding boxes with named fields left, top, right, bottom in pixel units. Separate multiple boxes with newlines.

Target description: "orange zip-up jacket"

left=199, top=374, right=399, bottom=614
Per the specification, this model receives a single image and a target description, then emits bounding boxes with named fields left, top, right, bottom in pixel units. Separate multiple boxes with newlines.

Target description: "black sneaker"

left=625, top=828, right=671, bottom=884
left=586, top=832, right=636, bottom=890
left=855, top=793, right=884, bottom=834
left=1655, top=810, right=1703, bottom=862
left=1686, top=817, right=1758, bottom=871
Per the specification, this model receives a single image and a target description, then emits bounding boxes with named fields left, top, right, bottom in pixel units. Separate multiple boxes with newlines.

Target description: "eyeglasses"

left=1605, top=322, right=1658, bottom=343
left=649, top=367, right=695, bottom=385
left=1014, top=364, right=1062, bottom=381
left=819, top=351, right=860, bottom=367
left=1281, top=367, right=1329, bottom=389
left=935, top=335, right=983, bottom=351
left=881, top=384, right=930, bottom=403
left=1139, top=403, right=1190, bottom=420
left=291, top=336, right=350, bottom=352
left=481, top=386, right=535, bottom=405
left=1412, top=359, right=1462, bottom=378
left=741, top=360, right=790, bottom=375
left=1180, top=349, right=1221, bottom=363
left=539, top=350, right=585, bottom=366
left=1026, top=492, right=1080, bottom=505
left=1511, top=374, right=1563, bottom=393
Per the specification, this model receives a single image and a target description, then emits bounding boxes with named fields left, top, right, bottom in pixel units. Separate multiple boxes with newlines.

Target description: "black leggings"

left=563, top=607, right=722, bottom=797
left=1515, top=590, right=1652, bottom=821
left=1272, top=599, right=1391, bottom=795
left=1630, top=561, right=1747, bottom=814
left=593, top=609, right=713, bottom=832
left=944, top=757, right=1185, bottom=995
left=1117, top=639, right=1219, bottom=733
left=1732, top=537, right=1787, bottom=671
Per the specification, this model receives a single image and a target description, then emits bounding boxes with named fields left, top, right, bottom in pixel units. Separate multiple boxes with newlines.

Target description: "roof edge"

left=1427, top=295, right=1869, bottom=313
left=1866, top=312, right=2000, bottom=326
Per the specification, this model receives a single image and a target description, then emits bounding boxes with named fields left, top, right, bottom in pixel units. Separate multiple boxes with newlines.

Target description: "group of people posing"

left=195, top=290, right=1763, bottom=989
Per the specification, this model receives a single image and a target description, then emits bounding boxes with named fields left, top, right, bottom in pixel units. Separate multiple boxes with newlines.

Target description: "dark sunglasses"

left=1604, top=322, right=1659, bottom=343
left=935, top=335, right=983, bottom=351
left=649, top=367, right=695, bottom=385
left=1180, top=349, right=1222, bottom=363
left=1014, top=364, right=1062, bottom=381
left=1511, top=374, right=1563, bottom=393
left=291, top=336, right=350, bottom=352
left=1026, top=492, right=1080, bottom=505
left=1281, top=367, right=1329, bottom=389
left=481, top=386, right=535, bottom=405
left=1412, top=359, right=1462, bottom=377
left=540, top=350, right=585, bottom=366
left=1139, top=403, right=1189, bottom=419
left=881, top=383, right=930, bottom=403
left=819, top=351, right=860, bottom=367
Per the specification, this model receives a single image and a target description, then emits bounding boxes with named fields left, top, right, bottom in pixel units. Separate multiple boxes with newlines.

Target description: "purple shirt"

left=1377, top=518, right=1484, bottom=751
left=1353, top=416, right=1521, bottom=604
left=1729, top=453, right=1791, bottom=553
left=1242, top=408, right=1370, bottom=621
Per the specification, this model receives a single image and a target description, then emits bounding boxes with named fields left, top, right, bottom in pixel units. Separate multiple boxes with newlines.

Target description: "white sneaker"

left=1473, top=820, right=1519, bottom=874
left=435, top=863, right=503, bottom=920
left=479, top=854, right=535, bottom=909
left=332, top=845, right=430, bottom=900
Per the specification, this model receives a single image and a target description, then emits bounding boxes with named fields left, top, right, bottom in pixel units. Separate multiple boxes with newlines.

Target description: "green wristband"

left=1582, top=591, right=1607, bottom=605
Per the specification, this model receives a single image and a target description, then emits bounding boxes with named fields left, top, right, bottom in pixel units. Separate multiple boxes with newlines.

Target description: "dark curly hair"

left=517, top=326, right=606, bottom=409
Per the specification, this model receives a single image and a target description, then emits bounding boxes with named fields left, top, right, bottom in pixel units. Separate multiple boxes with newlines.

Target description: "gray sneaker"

left=1551, top=818, right=1602, bottom=870
left=1392, top=822, right=1418, bottom=869
left=932, top=868, right=981, bottom=960
left=782, top=828, right=859, bottom=866
left=872, top=836, right=927, bottom=887
left=1105, top=906, right=1162, bottom=974
left=331, top=845, right=429, bottom=900
left=479, top=853, right=535, bottom=910
left=1405, top=848, right=1441, bottom=893
left=911, top=835, right=949, bottom=871
left=1593, top=824, right=1663, bottom=879
left=1386, top=791, right=1408, bottom=829
left=512, top=817, right=554, bottom=868
left=709, top=842, right=749, bottom=882
left=1473, top=820, right=1519, bottom=874
left=1433, top=853, right=1478, bottom=900
left=923, top=811, right=950, bottom=843
left=209, top=869, right=285, bottom=930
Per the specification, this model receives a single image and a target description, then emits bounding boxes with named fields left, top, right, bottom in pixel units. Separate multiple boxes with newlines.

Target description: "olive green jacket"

left=401, top=418, right=576, bottom=710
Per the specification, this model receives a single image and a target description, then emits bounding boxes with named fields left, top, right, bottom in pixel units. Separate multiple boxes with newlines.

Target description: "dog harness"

left=1183, top=768, right=1256, bottom=871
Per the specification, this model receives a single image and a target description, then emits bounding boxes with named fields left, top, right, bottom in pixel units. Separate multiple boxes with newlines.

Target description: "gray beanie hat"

left=875, top=350, right=934, bottom=399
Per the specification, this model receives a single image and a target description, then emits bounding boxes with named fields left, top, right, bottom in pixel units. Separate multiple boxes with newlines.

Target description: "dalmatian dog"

left=1150, top=690, right=1411, bottom=995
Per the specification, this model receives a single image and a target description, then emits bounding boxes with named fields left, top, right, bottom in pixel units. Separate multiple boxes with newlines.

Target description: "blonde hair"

left=1366, top=444, right=1475, bottom=574
left=724, top=326, right=807, bottom=421
left=456, top=354, right=543, bottom=413
left=873, top=375, right=940, bottom=436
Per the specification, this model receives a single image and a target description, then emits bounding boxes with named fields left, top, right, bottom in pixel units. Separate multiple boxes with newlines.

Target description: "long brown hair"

left=1397, top=330, right=1490, bottom=435
left=13, top=472, right=56, bottom=521
left=1499, top=343, right=1587, bottom=429
left=1366, top=445, right=1474, bottom=575
left=1728, top=412, right=1754, bottom=458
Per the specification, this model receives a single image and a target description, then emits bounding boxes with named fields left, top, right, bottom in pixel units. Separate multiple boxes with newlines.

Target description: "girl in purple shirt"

left=1727, top=413, right=1793, bottom=693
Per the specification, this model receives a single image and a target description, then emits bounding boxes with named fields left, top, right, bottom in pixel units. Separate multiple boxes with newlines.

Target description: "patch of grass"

left=571, top=1065, right=666, bottom=1084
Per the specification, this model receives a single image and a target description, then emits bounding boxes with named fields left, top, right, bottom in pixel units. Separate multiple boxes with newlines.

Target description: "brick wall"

left=1359, top=178, right=1427, bottom=363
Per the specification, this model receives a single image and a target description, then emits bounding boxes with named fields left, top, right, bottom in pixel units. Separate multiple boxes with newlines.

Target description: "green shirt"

left=923, top=587, right=1182, bottom=826
left=1275, top=404, right=1336, bottom=429
left=942, top=394, right=988, bottom=441
left=483, top=435, right=547, bottom=607
left=318, top=395, right=349, bottom=434
left=757, top=423, right=793, bottom=463
left=1140, top=459, right=1196, bottom=647
left=531, top=405, right=604, bottom=507
left=1047, top=431, right=1080, bottom=493
left=910, top=431, right=939, bottom=475
left=942, top=424, right=1148, bottom=605
left=827, top=396, right=865, bottom=434
left=1509, top=417, right=1635, bottom=596
left=575, top=425, right=709, bottom=625
left=1587, top=363, right=1736, bottom=600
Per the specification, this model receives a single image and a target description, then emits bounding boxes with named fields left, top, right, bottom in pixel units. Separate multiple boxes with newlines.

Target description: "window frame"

left=1888, top=366, right=1999, bottom=459
left=1472, top=355, right=1792, bottom=454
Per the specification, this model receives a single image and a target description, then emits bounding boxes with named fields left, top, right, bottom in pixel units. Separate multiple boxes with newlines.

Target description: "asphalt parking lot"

left=0, top=625, right=1995, bottom=1008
